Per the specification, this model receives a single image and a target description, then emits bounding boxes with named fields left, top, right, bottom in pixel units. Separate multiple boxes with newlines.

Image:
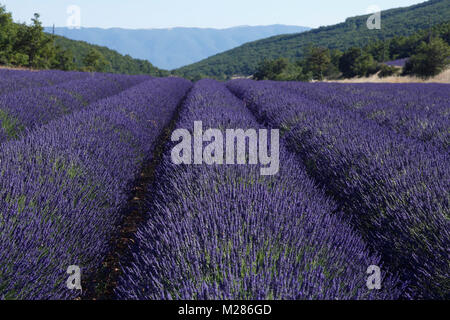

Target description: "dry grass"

left=325, top=68, right=450, bottom=84
left=0, top=65, right=38, bottom=72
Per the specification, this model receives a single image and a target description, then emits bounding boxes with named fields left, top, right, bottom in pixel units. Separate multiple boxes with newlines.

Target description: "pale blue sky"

left=1, top=0, right=425, bottom=29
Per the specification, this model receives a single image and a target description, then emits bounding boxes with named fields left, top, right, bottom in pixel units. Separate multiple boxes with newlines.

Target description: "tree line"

left=0, top=5, right=167, bottom=76
left=254, top=22, right=450, bottom=81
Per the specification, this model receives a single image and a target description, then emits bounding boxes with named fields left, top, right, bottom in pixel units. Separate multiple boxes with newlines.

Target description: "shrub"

left=378, top=64, right=400, bottom=78
left=403, top=38, right=450, bottom=78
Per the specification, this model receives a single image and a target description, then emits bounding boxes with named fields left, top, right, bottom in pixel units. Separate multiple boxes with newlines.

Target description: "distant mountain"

left=44, top=25, right=310, bottom=70
left=52, top=36, right=169, bottom=77
left=174, top=0, right=450, bottom=79
left=0, top=2, right=168, bottom=76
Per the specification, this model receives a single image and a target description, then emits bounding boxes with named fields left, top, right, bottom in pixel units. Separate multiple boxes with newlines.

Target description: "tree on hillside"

left=253, top=58, right=312, bottom=81
left=352, top=52, right=378, bottom=77
left=366, top=39, right=390, bottom=62
left=339, top=47, right=378, bottom=78
left=28, top=14, right=47, bottom=63
left=304, top=47, right=331, bottom=80
left=324, top=49, right=343, bottom=79
left=275, top=61, right=309, bottom=81
left=339, top=48, right=361, bottom=78
left=12, top=13, right=56, bottom=68
left=378, top=64, right=400, bottom=78
left=82, top=48, right=110, bottom=72
left=442, top=27, right=450, bottom=45
left=0, top=3, right=166, bottom=75
left=53, top=46, right=75, bottom=71
left=403, top=37, right=450, bottom=78
left=254, top=58, right=289, bottom=80
left=0, top=5, right=16, bottom=64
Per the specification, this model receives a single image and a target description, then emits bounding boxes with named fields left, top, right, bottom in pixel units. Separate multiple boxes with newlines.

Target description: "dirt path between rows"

left=80, top=90, right=190, bottom=300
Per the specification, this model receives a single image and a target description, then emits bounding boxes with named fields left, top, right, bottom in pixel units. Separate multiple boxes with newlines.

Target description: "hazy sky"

left=2, top=0, right=425, bottom=29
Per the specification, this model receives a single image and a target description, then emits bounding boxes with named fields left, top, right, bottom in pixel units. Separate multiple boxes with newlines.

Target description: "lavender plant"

left=115, top=79, right=403, bottom=300
left=227, top=79, right=449, bottom=299
left=0, top=73, right=150, bottom=143
left=0, top=77, right=191, bottom=299
left=273, top=81, right=450, bottom=151
left=0, top=69, right=89, bottom=95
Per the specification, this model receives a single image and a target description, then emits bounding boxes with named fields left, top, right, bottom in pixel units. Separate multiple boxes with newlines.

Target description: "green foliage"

left=304, top=47, right=332, bottom=80
left=365, top=40, right=390, bottom=62
left=339, top=48, right=362, bottom=78
left=11, top=13, right=57, bottom=69
left=277, top=62, right=311, bottom=81
left=403, top=37, right=450, bottom=78
left=378, top=64, right=400, bottom=78
left=253, top=58, right=312, bottom=82
left=352, top=52, right=379, bottom=77
left=0, top=5, right=15, bottom=64
left=82, top=48, right=110, bottom=72
left=53, top=46, right=75, bottom=71
left=366, top=21, right=450, bottom=62
left=326, top=49, right=343, bottom=79
left=254, top=58, right=289, bottom=80
left=53, top=36, right=169, bottom=76
left=10, top=52, right=29, bottom=66
left=0, top=4, right=169, bottom=76
left=175, top=0, right=450, bottom=79
left=338, top=47, right=378, bottom=78
left=0, top=109, right=24, bottom=139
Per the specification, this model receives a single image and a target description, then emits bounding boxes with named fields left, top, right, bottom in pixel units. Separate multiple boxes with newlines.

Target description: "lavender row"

left=115, top=79, right=402, bottom=300
left=0, top=77, right=192, bottom=299
left=0, top=73, right=150, bottom=143
left=227, top=80, right=449, bottom=299
left=0, top=69, right=90, bottom=95
left=275, top=81, right=450, bottom=151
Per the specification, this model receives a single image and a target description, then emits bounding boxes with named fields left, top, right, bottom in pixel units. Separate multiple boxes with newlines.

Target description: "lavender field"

left=0, top=69, right=448, bottom=300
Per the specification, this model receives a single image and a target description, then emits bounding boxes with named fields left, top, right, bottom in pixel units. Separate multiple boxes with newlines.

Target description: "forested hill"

left=0, top=4, right=168, bottom=76
left=174, top=0, right=450, bottom=80
left=52, top=36, right=169, bottom=76
left=45, top=25, right=310, bottom=70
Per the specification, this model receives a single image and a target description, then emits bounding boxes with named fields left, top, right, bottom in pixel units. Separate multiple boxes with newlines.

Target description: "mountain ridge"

left=174, top=0, right=450, bottom=79
left=44, top=25, right=310, bottom=70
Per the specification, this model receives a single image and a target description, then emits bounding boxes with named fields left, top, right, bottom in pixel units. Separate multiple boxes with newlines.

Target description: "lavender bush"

left=227, top=79, right=449, bottom=299
left=0, top=77, right=191, bottom=299
left=115, top=79, right=403, bottom=300
left=0, top=73, right=150, bottom=143
left=273, top=81, right=449, bottom=151
left=0, top=69, right=89, bottom=95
